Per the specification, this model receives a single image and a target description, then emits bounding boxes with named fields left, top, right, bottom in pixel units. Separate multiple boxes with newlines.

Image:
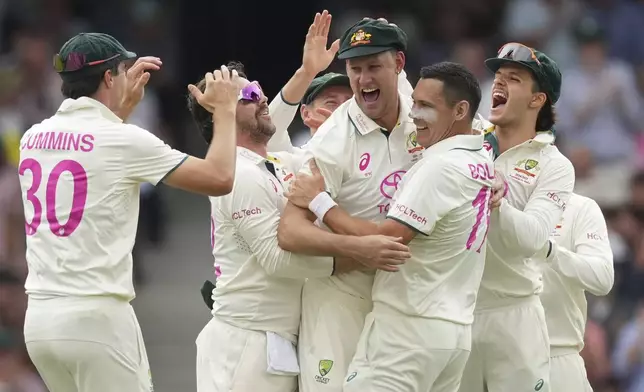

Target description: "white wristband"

left=308, top=192, right=337, bottom=222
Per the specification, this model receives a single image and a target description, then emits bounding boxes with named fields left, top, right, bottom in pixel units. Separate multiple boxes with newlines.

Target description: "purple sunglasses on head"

left=238, top=81, right=262, bottom=102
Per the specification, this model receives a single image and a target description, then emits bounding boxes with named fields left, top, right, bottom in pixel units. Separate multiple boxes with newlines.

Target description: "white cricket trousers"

left=550, top=347, right=593, bottom=392
left=343, top=305, right=471, bottom=392
left=298, top=279, right=372, bottom=392
left=24, top=296, right=152, bottom=392
left=195, top=315, right=297, bottom=392
left=459, top=295, right=551, bottom=392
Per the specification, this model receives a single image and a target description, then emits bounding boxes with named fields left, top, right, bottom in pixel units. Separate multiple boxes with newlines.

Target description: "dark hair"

left=531, top=81, right=556, bottom=132
left=419, top=62, right=481, bottom=120
left=187, top=61, right=247, bottom=144
left=60, top=60, right=121, bottom=99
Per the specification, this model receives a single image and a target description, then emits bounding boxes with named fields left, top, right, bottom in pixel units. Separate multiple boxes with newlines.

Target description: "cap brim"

left=303, top=74, right=351, bottom=105
left=484, top=57, right=528, bottom=73
left=123, top=50, right=137, bottom=60
left=337, top=45, right=392, bottom=60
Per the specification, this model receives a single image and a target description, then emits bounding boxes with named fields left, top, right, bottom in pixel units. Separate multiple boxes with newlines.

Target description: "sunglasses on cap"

left=238, top=81, right=263, bottom=103
left=496, top=43, right=541, bottom=66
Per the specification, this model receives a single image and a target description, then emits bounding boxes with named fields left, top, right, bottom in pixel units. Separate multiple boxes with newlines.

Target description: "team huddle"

left=16, top=9, right=614, bottom=392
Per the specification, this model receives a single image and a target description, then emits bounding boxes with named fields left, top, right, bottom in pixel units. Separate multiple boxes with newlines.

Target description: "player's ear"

left=530, top=92, right=547, bottom=109
left=300, top=104, right=310, bottom=121
left=454, top=100, right=469, bottom=122
left=394, top=51, right=405, bottom=74
left=102, top=69, right=114, bottom=88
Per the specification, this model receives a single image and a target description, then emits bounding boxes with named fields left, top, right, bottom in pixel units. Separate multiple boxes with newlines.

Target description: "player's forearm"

left=323, top=206, right=380, bottom=236
left=333, top=256, right=370, bottom=275
left=203, top=110, right=237, bottom=193
left=550, top=243, right=614, bottom=296
left=255, top=238, right=333, bottom=278
left=496, top=200, right=557, bottom=257
left=278, top=203, right=360, bottom=258
left=280, top=66, right=318, bottom=106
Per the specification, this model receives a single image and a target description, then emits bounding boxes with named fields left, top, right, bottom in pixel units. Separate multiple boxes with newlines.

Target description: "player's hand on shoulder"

left=285, top=159, right=326, bottom=208
left=188, top=65, right=239, bottom=115
left=122, top=56, right=162, bottom=108
left=353, top=235, right=410, bottom=272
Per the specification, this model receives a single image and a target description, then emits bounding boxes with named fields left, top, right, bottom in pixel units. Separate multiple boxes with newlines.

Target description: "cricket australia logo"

left=315, top=359, right=333, bottom=384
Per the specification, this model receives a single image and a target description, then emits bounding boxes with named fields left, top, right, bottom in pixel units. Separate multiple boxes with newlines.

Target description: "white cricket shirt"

left=296, top=94, right=422, bottom=300
left=540, top=193, right=614, bottom=351
left=477, top=130, right=575, bottom=308
left=377, top=134, right=494, bottom=324
left=19, top=97, right=187, bottom=301
left=210, top=147, right=334, bottom=341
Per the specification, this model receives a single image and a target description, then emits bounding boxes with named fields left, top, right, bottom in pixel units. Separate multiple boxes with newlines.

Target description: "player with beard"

left=276, top=18, right=422, bottom=392
left=458, top=44, right=575, bottom=392
left=187, top=62, right=410, bottom=392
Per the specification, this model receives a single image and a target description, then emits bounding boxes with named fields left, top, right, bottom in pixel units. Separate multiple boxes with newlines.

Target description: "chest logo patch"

left=380, top=170, right=406, bottom=199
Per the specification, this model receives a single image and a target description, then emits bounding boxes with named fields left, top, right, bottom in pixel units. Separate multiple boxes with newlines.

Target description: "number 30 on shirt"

left=19, top=158, right=88, bottom=237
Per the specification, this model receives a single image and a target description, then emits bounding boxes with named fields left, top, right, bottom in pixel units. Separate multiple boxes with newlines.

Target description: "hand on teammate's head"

left=188, top=65, right=240, bottom=115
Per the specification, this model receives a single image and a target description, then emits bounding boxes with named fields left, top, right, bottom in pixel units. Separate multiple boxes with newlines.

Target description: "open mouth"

left=492, top=91, right=508, bottom=110
left=257, top=107, right=270, bottom=118
left=362, top=88, right=380, bottom=103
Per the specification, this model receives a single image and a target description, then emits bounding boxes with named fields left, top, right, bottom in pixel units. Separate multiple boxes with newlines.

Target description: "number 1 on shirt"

left=466, top=186, right=491, bottom=253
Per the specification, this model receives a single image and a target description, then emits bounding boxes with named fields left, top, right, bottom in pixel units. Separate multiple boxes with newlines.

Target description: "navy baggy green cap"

left=338, top=19, right=407, bottom=60
left=302, top=72, right=350, bottom=105
left=54, top=33, right=137, bottom=76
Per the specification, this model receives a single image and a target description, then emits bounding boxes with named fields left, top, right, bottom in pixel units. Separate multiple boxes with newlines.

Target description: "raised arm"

left=267, top=10, right=340, bottom=152
left=165, top=67, right=241, bottom=196
left=494, top=156, right=575, bottom=257
left=549, top=198, right=614, bottom=296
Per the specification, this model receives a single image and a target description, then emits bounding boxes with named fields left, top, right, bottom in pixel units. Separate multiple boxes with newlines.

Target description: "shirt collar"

left=57, top=97, right=123, bottom=123
left=347, top=93, right=413, bottom=135
left=237, top=146, right=282, bottom=166
left=425, top=133, right=484, bottom=156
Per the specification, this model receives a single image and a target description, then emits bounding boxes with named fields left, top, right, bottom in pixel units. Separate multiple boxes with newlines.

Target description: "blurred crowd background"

left=2, top=0, right=644, bottom=391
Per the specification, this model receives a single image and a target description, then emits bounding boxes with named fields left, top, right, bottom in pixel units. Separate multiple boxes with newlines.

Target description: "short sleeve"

left=121, top=125, right=187, bottom=185
left=387, top=160, right=466, bottom=236
left=298, top=119, right=349, bottom=199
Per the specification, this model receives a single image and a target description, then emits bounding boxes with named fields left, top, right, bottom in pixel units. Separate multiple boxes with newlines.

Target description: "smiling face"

left=234, top=77, right=275, bottom=140
left=410, top=78, right=458, bottom=148
left=346, top=50, right=404, bottom=121
left=489, top=63, right=546, bottom=127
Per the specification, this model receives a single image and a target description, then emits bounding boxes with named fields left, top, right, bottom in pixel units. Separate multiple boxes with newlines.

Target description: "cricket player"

left=267, top=15, right=415, bottom=159
left=286, top=62, right=494, bottom=392
left=20, top=33, right=241, bottom=392
left=458, top=44, right=575, bottom=392
left=277, top=18, right=423, bottom=392
left=187, top=62, right=410, bottom=392
left=541, top=193, right=614, bottom=391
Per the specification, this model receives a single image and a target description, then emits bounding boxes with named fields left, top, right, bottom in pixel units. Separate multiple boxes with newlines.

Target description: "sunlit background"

left=2, top=0, right=644, bottom=391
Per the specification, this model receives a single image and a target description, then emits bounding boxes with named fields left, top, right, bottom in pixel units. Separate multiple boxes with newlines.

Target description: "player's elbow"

left=592, top=262, right=615, bottom=296
left=204, top=173, right=234, bottom=196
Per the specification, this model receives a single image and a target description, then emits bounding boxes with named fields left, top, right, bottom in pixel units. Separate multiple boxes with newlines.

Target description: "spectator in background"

left=501, top=0, right=580, bottom=70
left=0, top=138, right=24, bottom=275
left=557, top=17, right=643, bottom=208
left=613, top=301, right=644, bottom=392
left=450, top=40, right=493, bottom=118
left=0, top=329, right=46, bottom=392
left=12, top=28, right=63, bottom=130
left=582, top=318, right=613, bottom=390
